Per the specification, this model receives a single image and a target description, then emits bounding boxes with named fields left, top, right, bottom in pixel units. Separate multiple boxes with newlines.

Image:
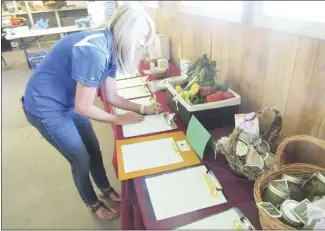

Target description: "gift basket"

left=254, top=135, right=325, bottom=230
left=216, top=107, right=282, bottom=180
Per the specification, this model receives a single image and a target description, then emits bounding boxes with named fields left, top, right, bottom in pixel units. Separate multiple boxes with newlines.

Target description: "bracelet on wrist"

left=140, top=105, right=145, bottom=114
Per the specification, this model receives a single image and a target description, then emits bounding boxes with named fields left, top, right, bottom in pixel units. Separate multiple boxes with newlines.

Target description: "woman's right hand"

left=115, top=112, right=144, bottom=125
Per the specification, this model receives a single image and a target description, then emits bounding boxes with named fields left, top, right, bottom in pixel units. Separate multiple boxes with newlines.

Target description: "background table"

left=99, top=61, right=261, bottom=229
left=5, top=25, right=98, bottom=67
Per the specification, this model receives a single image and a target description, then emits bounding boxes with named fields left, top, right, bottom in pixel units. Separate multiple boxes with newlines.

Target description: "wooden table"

left=98, top=61, right=262, bottom=229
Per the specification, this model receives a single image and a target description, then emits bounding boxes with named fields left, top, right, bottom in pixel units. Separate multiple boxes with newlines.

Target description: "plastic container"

left=165, top=76, right=241, bottom=129
left=303, top=172, right=325, bottom=201
left=282, top=174, right=305, bottom=202
left=280, top=199, right=303, bottom=227
left=263, top=181, right=290, bottom=207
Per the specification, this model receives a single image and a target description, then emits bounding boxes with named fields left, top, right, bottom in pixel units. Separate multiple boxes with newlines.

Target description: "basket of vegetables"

left=166, top=54, right=241, bottom=129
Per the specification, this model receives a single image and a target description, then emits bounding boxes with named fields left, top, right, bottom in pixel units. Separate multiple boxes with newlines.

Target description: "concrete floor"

left=1, top=47, right=121, bottom=229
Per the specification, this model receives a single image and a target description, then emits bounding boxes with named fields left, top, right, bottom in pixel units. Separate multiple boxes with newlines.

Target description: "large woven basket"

left=220, top=107, right=282, bottom=180
left=254, top=135, right=325, bottom=230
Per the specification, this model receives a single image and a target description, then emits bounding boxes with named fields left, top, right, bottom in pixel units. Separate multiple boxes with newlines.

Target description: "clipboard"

left=116, top=131, right=201, bottom=180
left=122, top=113, right=178, bottom=138
left=176, top=207, right=255, bottom=229
left=116, top=76, right=148, bottom=89
left=117, top=85, right=151, bottom=100
left=142, top=164, right=227, bottom=221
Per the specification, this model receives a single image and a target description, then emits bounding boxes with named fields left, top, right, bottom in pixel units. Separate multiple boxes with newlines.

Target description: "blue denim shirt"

left=24, top=28, right=116, bottom=118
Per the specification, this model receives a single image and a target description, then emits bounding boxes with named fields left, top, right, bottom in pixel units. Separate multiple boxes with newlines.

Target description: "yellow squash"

left=189, top=83, right=200, bottom=96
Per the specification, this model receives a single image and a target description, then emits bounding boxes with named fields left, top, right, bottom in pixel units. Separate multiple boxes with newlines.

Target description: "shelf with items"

left=2, top=1, right=89, bottom=39
left=2, top=6, right=87, bottom=16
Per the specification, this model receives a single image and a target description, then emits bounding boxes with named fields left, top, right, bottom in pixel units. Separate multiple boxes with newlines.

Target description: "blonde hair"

left=108, top=2, right=155, bottom=75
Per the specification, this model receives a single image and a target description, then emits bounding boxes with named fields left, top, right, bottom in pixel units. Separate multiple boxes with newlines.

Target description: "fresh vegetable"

left=200, top=78, right=215, bottom=87
left=182, top=91, right=192, bottom=105
left=184, top=76, right=199, bottom=91
left=178, top=54, right=235, bottom=105
left=198, top=86, right=217, bottom=97
left=189, top=83, right=200, bottom=96
left=223, top=91, right=234, bottom=100
left=179, top=91, right=185, bottom=99
left=218, top=80, right=229, bottom=92
left=183, top=91, right=190, bottom=99
left=189, top=94, right=198, bottom=102
left=214, top=83, right=220, bottom=91
left=206, top=68, right=215, bottom=80
left=199, top=67, right=207, bottom=82
left=175, top=85, right=182, bottom=93
left=184, top=54, right=217, bottom=89
left=186, top=57, right=201, bottom=77
left=206, top=91, right=224, bottom=103
left=192, top=97, right=201, bottom=105
left=185, top=98, right=192, bottom=105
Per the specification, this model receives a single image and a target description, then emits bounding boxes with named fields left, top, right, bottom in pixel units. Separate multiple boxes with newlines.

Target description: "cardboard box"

left=148, top=34, right=170, bottom=60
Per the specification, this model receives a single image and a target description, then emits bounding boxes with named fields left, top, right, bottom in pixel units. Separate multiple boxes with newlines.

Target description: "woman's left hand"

left=144, top=103, right=162, bottom=115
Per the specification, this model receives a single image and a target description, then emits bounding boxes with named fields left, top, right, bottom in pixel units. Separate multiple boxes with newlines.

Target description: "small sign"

left=177, top=140, right=191, bottom=152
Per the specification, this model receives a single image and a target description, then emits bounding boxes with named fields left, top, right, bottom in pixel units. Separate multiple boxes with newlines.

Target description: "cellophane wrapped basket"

left=217, top=107, right=282, bottom=180
left=254, top=135, right=325, bottom=230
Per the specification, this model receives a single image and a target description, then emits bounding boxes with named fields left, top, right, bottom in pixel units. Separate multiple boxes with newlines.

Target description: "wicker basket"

left=274, top=135, right=325, bottom=170
left=219, top=107, right=282, bottom=180
left=254, top=135, right=325, bottom=230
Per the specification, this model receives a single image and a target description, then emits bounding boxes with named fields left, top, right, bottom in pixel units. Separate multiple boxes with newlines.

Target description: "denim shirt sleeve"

left=71, top=46, right=106, bottom=87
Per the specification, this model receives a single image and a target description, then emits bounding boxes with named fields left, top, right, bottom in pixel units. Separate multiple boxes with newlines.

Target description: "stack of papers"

left=122, top=137, right=184, bottom=173
left=122, top=113, right=177, bottom=138
left=116, top=76, right=148, bottom=89
left=145, top=165, right=227, bottom=220
left=115, top=97, right=152, bottom=115
left=117, top=86, right=151, bottom=99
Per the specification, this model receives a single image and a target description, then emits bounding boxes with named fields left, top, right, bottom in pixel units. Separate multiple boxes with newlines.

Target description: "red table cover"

left=99, top=61, right=261, bottom=230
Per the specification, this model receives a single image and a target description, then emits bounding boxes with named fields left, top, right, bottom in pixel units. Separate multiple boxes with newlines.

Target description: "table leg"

left=36, top=40, right=42, bottom=51
left=20, top=38, right=31, bottom=69
left=2, top=55, right=7, bottom=66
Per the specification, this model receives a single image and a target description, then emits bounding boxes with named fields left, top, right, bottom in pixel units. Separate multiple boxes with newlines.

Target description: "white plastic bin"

left=165, top=76, right=241, bottom=129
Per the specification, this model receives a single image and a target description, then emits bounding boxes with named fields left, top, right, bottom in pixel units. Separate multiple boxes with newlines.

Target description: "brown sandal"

left=87, top=201, right=119, bottom=220
left=100, top=187, right=121, bottom=202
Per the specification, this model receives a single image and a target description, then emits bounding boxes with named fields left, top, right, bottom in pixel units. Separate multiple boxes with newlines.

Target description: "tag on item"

left=176, top=140, right=191, bottom=152
left=257, top=202, right=282, bottom=218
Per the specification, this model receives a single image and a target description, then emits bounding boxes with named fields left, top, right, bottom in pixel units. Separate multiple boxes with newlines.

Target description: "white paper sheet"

left=177, top=208, right=243, bottom=229
left=145, top=165, right=227, bottom=220
left=116, top=76, right=148, bottom=89
left=122, top=114, right=176, bottom=138
left=122, top=138, right=184, bottom=173
left=117, top=86, right=151, bottom=99
left=115, top=97, right=152, bottom=115
left=116, top=71, right=137, bottom=80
